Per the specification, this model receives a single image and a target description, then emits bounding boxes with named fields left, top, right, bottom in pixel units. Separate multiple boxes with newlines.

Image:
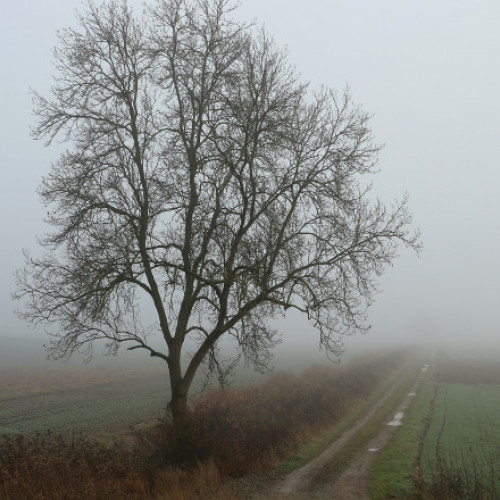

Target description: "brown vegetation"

left=0, top=350, right=409, bottom=499
left=0, top=431, right=233, bottom=500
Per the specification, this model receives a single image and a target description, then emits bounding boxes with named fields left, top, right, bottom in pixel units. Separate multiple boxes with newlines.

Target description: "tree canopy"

left=16, top=0, right=420, bottom=419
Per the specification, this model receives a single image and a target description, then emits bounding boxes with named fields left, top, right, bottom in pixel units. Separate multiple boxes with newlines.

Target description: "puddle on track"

left=387, top=411, right=404, bottom=426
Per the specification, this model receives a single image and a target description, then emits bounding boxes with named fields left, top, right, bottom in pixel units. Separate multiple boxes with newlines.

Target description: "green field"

left=370, top=354, right=500, bottom=499
left=420, top=383, right=500, bottom=496
left=0, top=374, right=169, bottom=436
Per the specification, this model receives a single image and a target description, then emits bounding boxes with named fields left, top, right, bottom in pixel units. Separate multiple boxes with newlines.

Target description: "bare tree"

left=15, top=0, right=420, bottom=421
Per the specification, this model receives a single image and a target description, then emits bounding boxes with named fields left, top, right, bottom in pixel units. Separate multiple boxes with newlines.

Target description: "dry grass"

left=0, top=349, right=409, bottom=499
left=0, top=432, right=235, bottom=500
left=0, top=432, right=149, bottom=499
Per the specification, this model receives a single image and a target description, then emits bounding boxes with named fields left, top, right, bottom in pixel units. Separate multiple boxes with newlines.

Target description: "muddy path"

left=310, top=374, right=424, bottom=499
left=257, top=362, right=428, bottom=499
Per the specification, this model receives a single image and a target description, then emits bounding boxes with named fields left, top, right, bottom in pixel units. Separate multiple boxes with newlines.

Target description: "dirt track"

left=258, top=364, right=426, bottom=499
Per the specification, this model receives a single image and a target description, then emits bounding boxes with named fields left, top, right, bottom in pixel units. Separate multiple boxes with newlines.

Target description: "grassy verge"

left=369, top=365, right=434, bottom=499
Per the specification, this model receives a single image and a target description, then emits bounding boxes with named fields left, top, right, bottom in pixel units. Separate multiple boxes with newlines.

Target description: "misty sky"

left=1, top=0, right=500, bottom=354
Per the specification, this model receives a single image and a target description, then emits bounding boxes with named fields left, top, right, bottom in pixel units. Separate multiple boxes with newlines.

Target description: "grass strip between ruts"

left=369, top=364, right=434, bottom=499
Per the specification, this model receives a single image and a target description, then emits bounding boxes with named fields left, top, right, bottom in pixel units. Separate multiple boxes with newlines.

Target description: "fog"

left=2, top=0, right=500, bottom=369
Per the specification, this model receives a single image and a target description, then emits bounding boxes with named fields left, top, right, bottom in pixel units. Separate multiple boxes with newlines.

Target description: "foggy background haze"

left=1, top=0, right=499, bottom=366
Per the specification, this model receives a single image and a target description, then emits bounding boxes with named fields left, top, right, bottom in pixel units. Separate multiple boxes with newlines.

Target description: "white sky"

left=2, top=0, right=500, bottom=355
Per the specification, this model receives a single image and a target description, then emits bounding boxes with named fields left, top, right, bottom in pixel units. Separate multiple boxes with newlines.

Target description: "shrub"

left=151, top=350, right=407, bottom=476
left=0, top=431, right=150, bottom=499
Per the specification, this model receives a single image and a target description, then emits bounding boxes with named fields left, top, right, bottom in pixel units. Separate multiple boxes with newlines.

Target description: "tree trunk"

left=168, top=358, right=189, bottom=425
left=169, top=392, right=188, bottom=423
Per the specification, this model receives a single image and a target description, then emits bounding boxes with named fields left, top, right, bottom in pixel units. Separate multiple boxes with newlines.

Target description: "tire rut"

left=259, top=360, right=429, bottom=500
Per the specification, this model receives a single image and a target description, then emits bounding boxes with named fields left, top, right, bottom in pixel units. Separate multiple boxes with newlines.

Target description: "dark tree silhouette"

left=15, top=0, right=420, bottom=420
